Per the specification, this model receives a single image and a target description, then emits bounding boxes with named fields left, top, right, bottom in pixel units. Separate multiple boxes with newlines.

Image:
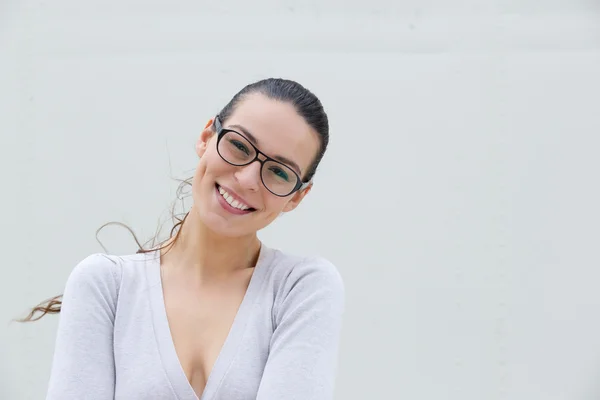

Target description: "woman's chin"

left=197, top=207, right=252, bottom=238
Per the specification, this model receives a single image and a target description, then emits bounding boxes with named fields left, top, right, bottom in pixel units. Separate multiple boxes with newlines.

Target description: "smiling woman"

left=19, top=78, right=345, bottom=400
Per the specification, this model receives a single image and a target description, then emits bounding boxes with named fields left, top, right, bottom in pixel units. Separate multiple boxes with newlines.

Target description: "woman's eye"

left=270, top=167, right=290, bottom=181
left=231, top=140, right=250, bottom=155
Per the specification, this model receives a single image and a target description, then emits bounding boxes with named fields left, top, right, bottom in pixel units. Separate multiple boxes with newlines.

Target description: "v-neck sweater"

left=45, top=244, right=345, bottom=400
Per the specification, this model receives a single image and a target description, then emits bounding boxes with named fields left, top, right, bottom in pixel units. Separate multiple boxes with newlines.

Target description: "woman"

left=22, top=78, right=345, bottom=399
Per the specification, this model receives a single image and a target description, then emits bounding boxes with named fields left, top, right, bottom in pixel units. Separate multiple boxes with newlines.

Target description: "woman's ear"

left=282, top=182, right=313, bottom=213
left=195, top=119, right=215, bottom=158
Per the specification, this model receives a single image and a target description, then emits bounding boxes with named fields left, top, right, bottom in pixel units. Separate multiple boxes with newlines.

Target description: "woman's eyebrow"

left=229, top=124, right=302, bottom=175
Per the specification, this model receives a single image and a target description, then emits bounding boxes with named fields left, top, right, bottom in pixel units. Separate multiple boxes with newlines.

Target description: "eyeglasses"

left=214, top=116, right=310, bottom=197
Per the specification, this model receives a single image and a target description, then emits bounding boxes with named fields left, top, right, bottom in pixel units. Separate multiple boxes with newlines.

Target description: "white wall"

left=2, top=1, right=600, bottom=399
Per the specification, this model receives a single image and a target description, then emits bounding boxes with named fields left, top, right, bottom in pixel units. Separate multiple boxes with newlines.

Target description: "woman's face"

left=192, top=93, right=321, bottom=237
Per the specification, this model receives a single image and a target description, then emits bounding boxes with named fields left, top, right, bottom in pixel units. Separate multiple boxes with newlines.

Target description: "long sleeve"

left=256, top=258, right=346, bottom=400
left=46, top=254, right=121, bottom=400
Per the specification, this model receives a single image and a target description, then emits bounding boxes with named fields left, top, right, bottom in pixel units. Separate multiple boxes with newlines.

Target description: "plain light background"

left=2, top=1, right=600, bottom=399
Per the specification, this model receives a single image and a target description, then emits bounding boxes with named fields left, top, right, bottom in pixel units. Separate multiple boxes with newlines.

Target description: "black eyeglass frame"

left=214, top=116, right=310, bottom=197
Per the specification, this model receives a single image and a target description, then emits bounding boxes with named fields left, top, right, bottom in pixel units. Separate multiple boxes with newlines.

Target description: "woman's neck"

left=160, top=205, right=261, bottom=281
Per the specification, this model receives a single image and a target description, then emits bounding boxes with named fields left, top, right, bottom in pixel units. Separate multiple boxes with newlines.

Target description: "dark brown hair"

left=17, top=77, right=330, bottom=322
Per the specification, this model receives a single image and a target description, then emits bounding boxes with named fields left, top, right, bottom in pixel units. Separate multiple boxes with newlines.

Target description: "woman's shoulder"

left=266, top=246, right=345, bottom=297
left=263, top=246, right=345, bottom=327
left=66, top=251, right=148, bottom=290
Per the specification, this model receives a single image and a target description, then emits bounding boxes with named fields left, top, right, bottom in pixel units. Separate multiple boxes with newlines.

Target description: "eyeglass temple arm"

left=299, top=180, right=312, bottom=191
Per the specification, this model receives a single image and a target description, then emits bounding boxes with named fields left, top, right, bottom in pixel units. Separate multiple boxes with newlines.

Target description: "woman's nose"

left=234, top=160, right=262, bottom=191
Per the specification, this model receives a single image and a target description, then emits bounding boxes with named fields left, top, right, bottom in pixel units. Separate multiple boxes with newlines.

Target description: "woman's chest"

left=113, top=318, right=271, bottom=400
left=112, top=276, right=275, bottom=399
left=164, top=281, right=250, bottom=397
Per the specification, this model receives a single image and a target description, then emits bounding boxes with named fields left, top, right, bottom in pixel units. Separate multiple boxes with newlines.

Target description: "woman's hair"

left=17, top=77, right=329, bottom=322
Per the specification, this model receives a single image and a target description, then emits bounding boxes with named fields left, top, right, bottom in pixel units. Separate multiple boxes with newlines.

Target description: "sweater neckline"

left=144, top=243, right=274, bottom=400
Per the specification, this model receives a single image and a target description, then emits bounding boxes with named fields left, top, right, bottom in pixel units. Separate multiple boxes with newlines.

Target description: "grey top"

left=45, top=244, right=345, bottom=400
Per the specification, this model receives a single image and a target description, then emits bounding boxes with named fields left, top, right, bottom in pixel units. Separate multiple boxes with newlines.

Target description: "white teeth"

left=218, top=186, right=250, bottom=211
